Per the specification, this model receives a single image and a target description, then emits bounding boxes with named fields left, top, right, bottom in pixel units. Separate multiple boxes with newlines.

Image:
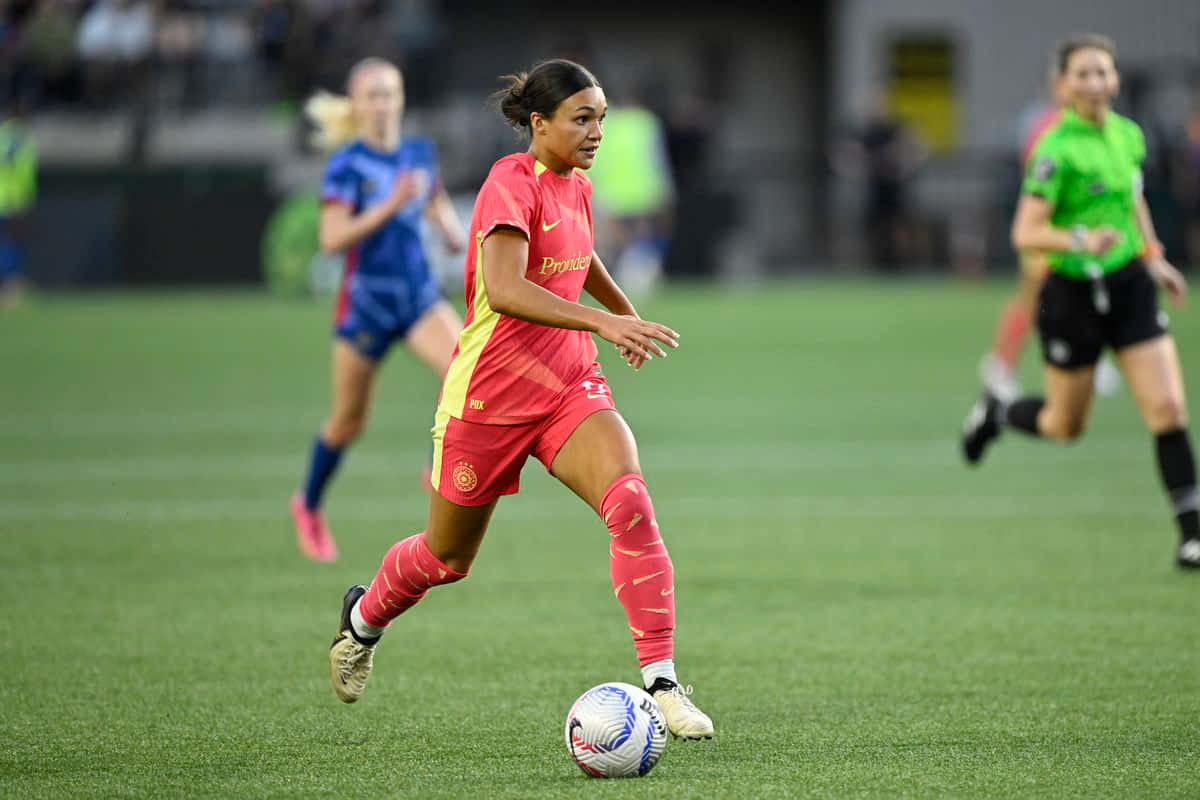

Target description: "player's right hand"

left=596, top=314, right=678, bottom=370
left=387, top=171, right=428, bottom=211
left=1085, top=226, right=1121, bottom=256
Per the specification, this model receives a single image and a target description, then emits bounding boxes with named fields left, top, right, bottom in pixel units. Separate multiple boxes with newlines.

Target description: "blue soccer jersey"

left=321, top=137, right=443, bottom=359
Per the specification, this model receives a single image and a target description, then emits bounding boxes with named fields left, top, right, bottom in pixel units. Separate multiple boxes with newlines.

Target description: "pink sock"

left=357, top=533, right=466, bottom=629
left=993, top=300, right=1032, bottom=369
left=600, top=473, right=675, bottom=666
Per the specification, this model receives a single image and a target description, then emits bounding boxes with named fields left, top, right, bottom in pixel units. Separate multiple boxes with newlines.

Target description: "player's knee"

left=1042, top=413, right=1087, bottom=443
left=325, top=413, right=367, bottom=445
left=600, top=475, right=665, bottom=547
left=1149, top=396, right=1188, bottom=432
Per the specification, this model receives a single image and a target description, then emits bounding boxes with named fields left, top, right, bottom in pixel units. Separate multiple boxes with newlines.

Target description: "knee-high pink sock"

left=357, top=533, right=466, bottom=629
left=600, top=474, right=674, bottom=666
left=992, top=299, right=1033, bottom=369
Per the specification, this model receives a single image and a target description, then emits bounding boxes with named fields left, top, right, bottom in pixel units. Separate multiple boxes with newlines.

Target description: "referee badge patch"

left=1033, top=157, right=1056, bottom=182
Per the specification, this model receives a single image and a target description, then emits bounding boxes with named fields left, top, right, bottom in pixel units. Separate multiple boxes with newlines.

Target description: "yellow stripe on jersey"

left=533, top=159, right=549, bottom=178
left=439, top=232, right=503, bottom=418
left=429, top=407, right=451, bottom=491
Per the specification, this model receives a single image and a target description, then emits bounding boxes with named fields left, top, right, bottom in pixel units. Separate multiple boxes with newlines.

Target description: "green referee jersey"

left=1021, top=107, right=1144, bottom=279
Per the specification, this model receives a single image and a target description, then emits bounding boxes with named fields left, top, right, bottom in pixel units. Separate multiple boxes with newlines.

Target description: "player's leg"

left=404, top=300, right=463, bottom=491
left=291, top=338, right=380, bottom=562
left=1116, top=335, right=1199, bottom=567
left=1015, top=364, right=1096, bottom=441
left=964, top=272, right=1100, bottom=462
left=980, top=256, right=1044, bottom=400
left=547, top=408, right=713, bottom=739
left=328, top=413, right=528, bottom=702
left=328, top=494, right=494, bottom=703
left=0, top=235, right=26, bottom=310
left=404, top=300, right=462, bottom=376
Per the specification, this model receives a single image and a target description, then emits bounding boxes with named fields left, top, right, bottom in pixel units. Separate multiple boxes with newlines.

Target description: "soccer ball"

left=564, top=682, right=668, bottom=778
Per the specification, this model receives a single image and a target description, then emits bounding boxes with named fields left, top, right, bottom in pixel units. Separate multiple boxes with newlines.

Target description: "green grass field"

left=2, top=282, right=1198, bottom=798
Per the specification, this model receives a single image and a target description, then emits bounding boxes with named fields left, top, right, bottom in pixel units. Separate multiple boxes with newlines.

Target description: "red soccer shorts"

left=431, top=370, right=616, bottom=506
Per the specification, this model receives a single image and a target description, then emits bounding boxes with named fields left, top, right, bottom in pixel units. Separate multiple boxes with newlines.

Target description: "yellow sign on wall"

left=887, top=37, right=958, bottom=153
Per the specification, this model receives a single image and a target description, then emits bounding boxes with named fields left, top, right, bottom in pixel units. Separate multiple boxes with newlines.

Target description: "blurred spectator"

left=77, top=0, right=154, bottom=63
left=17, top=0, right=80, bottom=107
left=1178, top=107, right=1200, bottom=267
left=587, top=86, right=675, bottom=297
left=833, top=94, right=927, bottom=270
left=76, top=0, right=155, bottom=110
left=0, top=105, right=36, bottom=307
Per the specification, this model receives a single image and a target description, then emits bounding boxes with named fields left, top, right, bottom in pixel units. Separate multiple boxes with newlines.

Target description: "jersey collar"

left=1060, top=107, right=1108, bottom=134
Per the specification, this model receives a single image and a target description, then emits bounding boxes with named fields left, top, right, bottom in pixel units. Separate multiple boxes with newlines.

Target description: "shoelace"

left=664, top=683, right=700, bottom=712
left=336, top=640, right=372, bottom=683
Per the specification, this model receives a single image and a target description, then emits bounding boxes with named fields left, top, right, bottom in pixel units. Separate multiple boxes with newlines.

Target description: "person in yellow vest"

left=0, top=112, right=36, bottom=309
left=586, top=89, right=674, bottom=297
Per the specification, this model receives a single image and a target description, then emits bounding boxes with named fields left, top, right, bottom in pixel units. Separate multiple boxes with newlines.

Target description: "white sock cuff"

left=640, top=658, right=677, bottom=688
left=350, top=597, right=386, bottom=640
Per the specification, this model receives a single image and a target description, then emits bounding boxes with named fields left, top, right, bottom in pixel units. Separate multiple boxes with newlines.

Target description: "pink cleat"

left=290, top=491, right=338, bottom=562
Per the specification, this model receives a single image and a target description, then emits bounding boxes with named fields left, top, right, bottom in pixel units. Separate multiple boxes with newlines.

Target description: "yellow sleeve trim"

left=438, top=232, right=503, bottom=418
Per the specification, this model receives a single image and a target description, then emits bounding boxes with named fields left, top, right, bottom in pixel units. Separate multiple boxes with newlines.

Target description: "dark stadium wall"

left=30, top=165, right=274, bottom=287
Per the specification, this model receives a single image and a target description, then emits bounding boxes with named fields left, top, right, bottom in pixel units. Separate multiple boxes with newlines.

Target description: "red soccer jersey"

left=438, top=153, right=598, bottom=424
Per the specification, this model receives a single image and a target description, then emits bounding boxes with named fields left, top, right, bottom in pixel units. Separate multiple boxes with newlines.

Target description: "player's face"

left=535, top=87, right=606, bottom=170
left=1059, top=48, right=1118, bottom=119
left=352, top=66, right=404, bottom=140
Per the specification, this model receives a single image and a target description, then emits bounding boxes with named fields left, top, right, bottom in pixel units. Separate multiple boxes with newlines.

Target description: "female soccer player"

left=962, top=35, right=1198, bottom=569
left=978, top=70, right=1120, bottom=401
left=290, top=58, right=465, bottom=562
left=326, top=59, right=714, bottom=739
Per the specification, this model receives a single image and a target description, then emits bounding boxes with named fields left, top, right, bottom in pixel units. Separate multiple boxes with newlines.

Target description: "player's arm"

left=424, top=184, right=465, bottom=253
left=1134, top=192, right=1187, bottom=305
left=481, top=229, right=676, bottom=364
left=1011, top=195, right=1118, bottom=256
left=583, top=250, right=637, bottom=317
left=319, top=173, right=425, bottom=253
left=583, top=251, right=652, bottom=368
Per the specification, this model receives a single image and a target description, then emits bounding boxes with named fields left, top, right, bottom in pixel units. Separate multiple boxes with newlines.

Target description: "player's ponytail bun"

left=495, top=71, right=532, bottom=130
left=492, top=59, right=601, bottom=138
left=305, top=90, right=357, bottom=151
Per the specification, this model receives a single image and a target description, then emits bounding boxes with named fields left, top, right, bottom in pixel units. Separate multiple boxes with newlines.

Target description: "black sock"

left=1155, top=428, right=1200, bottom=542
left=1004, top=397, right=1045, bottom=436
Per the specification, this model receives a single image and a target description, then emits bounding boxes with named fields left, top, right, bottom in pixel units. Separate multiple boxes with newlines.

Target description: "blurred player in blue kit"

left=291, top=58, right=465, bottom=562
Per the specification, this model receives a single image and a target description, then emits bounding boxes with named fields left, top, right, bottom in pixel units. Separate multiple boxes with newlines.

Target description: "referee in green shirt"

left=963, top=34, right=1199, bottom=569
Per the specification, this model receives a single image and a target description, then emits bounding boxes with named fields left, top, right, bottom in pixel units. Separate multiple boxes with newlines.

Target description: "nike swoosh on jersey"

left=542, top=219, right=562, bottom=232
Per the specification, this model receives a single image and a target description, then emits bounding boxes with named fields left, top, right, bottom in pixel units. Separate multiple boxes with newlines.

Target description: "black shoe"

left=962, top=392, right=1001, bottom=465
left=1177, top=539, right=1200, bottom=569
left=331, top=584, right=379, bottom=647
left=329, top=584, right=379, bottom=703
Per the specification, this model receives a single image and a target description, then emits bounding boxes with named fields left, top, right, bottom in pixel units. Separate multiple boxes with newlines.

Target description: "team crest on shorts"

left=452, top=460, right=478, bottom=493
left=1048, top=338, right=1071, bottom=364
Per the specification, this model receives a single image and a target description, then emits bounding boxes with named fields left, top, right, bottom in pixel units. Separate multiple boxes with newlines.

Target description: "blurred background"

left=2, top=0, right=1198, bottom=297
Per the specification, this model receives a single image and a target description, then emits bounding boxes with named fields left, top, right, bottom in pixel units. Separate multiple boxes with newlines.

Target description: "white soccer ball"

left=564, top=682, right=668, bottom=778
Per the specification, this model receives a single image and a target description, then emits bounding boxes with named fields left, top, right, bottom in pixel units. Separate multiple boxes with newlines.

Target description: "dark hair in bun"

left=493, top=59, right=600, bottom=135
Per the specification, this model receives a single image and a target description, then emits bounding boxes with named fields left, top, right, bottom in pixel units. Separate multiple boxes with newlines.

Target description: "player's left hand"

left=1147, top=256, right=1187, bottom=307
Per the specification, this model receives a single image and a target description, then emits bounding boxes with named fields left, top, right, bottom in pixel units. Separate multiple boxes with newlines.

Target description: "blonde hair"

left=304, top=58, right=401, bottom=151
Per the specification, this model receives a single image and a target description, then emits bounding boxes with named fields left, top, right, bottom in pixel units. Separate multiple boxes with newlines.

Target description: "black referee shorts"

left=1037, top=259, right=1168, bottom=369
